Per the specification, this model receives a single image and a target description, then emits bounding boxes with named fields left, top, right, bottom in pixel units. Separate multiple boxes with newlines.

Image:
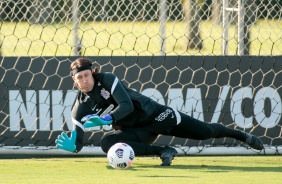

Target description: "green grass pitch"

left=0, top=156, right=281, bottom=184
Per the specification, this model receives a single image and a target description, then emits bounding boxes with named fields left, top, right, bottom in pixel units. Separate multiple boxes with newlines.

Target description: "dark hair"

left=70, top=58, right=100, bottom=76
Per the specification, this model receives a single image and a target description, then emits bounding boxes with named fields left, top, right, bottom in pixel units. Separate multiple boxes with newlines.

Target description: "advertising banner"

left=0, top=56, right=281, bottom=147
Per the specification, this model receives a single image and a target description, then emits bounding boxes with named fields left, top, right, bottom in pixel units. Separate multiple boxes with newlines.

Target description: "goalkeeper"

left=55, top=57, right=264, bottom=166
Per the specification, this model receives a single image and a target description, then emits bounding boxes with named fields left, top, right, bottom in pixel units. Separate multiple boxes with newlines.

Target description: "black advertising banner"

left=0, top=56, right=281, bottom=148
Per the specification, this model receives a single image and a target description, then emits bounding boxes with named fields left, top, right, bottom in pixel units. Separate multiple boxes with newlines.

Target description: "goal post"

left=72, top=0, right=80, bottom=56
left=0, top=0, right=282, bottom=156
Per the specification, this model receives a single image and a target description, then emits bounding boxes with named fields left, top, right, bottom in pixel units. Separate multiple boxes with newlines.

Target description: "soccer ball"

left=107, top=142, right=135, bottom=169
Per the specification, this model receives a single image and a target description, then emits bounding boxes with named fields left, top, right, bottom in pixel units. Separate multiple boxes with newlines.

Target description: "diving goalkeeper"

left=55, top=57, right=264, bottom=166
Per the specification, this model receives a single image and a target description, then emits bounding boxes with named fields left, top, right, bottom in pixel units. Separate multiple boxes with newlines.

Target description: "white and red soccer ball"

left=107, top=143, right=135, bottom=169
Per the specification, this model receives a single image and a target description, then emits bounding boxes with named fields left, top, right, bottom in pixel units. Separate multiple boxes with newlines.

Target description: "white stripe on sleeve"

left=111, top=77, right=119, bottom=94
left=72, top=117, right=85, bottom=131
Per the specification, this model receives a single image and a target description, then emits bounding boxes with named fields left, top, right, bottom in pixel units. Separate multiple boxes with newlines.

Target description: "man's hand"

left=82, top=114, right=113, bottom=128
left=55, top=130, right=77, bottom=152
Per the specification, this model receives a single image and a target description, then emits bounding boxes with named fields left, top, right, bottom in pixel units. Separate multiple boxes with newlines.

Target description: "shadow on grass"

left=135, top=164, right=282, bottom=173
left=138, top=175, right=199, bottom=178
left=105, top=163, right=282, bottom=173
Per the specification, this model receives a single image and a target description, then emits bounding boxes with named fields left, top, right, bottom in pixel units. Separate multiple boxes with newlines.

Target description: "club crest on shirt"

left=101, top=88, right=110, bottom=99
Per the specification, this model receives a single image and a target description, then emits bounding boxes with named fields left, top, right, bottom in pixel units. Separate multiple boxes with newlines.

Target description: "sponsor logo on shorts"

left=155, top=109, right=174, bottom=121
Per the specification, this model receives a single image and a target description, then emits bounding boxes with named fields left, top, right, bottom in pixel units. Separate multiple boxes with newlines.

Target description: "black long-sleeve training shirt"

left=71, top=72, right=161, bottom=152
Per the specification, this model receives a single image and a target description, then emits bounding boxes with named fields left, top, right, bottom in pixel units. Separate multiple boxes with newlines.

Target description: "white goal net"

left=0, top=0, right=281, bottom=156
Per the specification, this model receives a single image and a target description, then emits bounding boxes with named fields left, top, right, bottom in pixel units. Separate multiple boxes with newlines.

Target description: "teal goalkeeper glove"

left=82, top=114, right=113, bottom=129
left=55, top=130, right=77, bottom=153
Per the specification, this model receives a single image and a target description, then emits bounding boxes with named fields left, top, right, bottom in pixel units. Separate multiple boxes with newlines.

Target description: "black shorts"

left=119, top=105, right=181, bottom=144
left=143, top=105, right=181, bottom=135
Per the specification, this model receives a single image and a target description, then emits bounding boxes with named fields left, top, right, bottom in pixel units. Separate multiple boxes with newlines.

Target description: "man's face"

left=72, top=70, right=94, bottom=93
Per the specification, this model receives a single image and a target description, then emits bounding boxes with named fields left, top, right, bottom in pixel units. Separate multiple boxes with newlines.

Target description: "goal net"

left=0, top=0, right=281, bottom=156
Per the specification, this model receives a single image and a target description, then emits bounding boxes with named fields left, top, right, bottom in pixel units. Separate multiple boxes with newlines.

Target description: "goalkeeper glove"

left=82, top=114, right=113, bottom=128
left=55, top=130, right=77, bottom=153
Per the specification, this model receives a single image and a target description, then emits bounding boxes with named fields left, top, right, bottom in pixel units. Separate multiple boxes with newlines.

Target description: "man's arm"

left=101, top=73, right=134, bottom=122
left=72, top=117, right=85, bottom=152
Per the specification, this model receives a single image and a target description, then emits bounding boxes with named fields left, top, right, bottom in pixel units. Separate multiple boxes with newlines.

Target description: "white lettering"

left=142, top=88, right=204, bottom=120
left=9, top=90, right=77, bottom=131
left=141, top=88, right=165, bottom=105
left=211, top=86, right=230, bottom=123
left=39, top=90, right=50, bottom=130
left=182, top=88, right=204, bottom=121
left=254, top=87, right=281, bottom=128
left=167, top=88, right=184, bottom=110
left=9, top=90, right=37, bottom=131
left=231, top=87, right=253, bottom=128
left=8, top=87, right=281, bottom=131
left=52, top=90, right=77, bottom=130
